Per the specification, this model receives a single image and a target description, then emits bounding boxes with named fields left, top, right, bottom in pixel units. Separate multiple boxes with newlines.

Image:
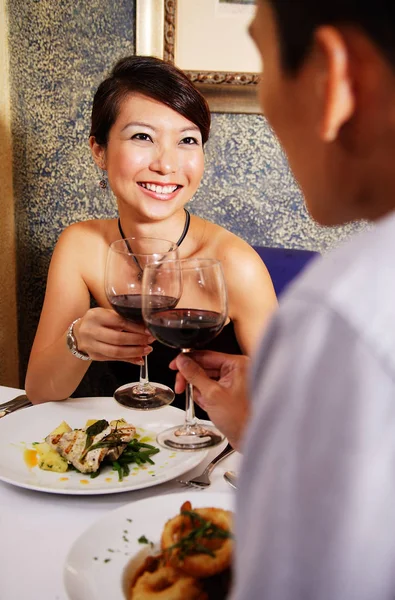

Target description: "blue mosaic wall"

left=196, top=113, right=363, bottom=250
left=7, top=0, right=364, bottom=384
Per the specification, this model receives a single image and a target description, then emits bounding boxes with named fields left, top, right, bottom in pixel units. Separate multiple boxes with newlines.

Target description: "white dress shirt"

left=233, top=210, right=395, bottom=600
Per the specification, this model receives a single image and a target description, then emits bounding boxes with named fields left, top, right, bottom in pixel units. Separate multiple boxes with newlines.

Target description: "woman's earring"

left=99, top=170, right=108, bottom=190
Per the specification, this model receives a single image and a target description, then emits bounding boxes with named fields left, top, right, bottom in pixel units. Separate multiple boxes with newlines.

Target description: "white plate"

left=64, top=490, right=233, bottom=600
left=0, top=397, right=207, bottom=495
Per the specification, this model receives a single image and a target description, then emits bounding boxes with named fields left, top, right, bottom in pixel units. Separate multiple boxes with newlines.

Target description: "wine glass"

left=105, top=237, right=179, bottom=409
left=142, top=258, right=228, bottom=450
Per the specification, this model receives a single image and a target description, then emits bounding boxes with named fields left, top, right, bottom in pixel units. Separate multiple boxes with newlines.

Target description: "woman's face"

left=98, top=93, right=205, bottom=221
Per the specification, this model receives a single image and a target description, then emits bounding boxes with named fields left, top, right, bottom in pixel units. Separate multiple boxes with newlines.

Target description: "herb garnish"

left=138, top=535, right=153, bottom=547
left=138, top=535, right=149, bottom=544
left=86, top=419, right=109, bottom=437
left=81, top=420, right=109, bottom=459
left=165, top=510, right=233, bottom=560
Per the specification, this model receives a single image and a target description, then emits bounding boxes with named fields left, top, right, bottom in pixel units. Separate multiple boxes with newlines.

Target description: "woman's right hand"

left=72, top=307, right=155, bottom=364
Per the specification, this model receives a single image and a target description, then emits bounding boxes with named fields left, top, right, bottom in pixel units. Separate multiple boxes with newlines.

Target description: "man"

left=170, top=1, right=395, bottom=598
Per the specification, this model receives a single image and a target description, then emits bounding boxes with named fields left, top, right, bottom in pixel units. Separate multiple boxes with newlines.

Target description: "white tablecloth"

left=0, top=386, right=238, bottom=600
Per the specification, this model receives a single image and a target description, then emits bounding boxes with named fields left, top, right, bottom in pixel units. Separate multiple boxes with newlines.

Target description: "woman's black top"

left=74, top=320, right=242, bottom=420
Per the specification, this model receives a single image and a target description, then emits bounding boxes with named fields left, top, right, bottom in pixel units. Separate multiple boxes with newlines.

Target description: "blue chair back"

left=253, top=246, right=319, bottom=297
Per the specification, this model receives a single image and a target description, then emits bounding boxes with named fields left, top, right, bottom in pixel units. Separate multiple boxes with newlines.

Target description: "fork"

left=177, top=443, right=235, bottom=488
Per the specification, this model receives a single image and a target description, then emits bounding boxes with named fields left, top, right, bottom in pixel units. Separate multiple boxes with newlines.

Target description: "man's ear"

left=314, top=26, right=355, bottom=142
left=89, top=136, right=107, bottom=170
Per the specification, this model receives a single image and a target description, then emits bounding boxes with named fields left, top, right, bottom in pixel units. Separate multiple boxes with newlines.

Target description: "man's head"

left=250, top=0, right=395, bottom=225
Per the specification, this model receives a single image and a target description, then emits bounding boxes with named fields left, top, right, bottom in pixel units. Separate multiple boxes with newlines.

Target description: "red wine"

left=147, top=308, right=225, bottom=349
left=109, top=294, right=178, bottom=325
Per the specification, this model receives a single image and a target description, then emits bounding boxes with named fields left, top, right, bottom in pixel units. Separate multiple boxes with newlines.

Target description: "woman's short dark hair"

left=90, top=55, right=211, bottom=146
left=267, top=0, right=395, bottom=73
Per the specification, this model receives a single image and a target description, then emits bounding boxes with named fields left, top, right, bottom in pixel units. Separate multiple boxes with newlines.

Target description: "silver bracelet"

left=66, top=318, right=91, bottom=361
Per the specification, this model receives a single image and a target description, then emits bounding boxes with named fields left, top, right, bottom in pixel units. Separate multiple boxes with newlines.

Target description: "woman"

left=25, top=55, right=277, bottom=408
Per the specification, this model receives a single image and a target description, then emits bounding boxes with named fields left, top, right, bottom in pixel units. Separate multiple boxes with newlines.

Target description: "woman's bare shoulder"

left=190, top=217, right=278, bottom=352
left=197, top=218, right=274, bottom=289
left=199, top=219, right=260, bottom=261
left=51, top=219, right=117, bottom=274
left=58, top=219, right=116, bottom=245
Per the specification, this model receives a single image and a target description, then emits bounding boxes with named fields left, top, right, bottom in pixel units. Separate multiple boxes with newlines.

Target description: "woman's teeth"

left=140, top=183, right=178, bottom=194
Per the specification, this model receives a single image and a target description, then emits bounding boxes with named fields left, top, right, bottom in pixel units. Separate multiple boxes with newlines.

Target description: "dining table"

left=0, top=385, right=239, bottom=600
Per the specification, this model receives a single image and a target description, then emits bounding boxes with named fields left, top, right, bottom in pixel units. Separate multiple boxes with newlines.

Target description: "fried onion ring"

left=161, top=507, right=233, bottom=578
left=130, top=566, right=206, bottom=600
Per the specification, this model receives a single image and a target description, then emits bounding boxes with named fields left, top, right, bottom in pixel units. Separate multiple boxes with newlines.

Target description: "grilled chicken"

left=46, top=425, right=112, bottom=473
left=45, top=419, right=136, bottom=474
left=106, top=419, right=136, bottom=461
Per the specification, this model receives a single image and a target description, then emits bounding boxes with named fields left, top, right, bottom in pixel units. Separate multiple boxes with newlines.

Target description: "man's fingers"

left=174, top=371, right=187, bottom=394
left=191, top=350, right=237, bottom=369
left=174, top=366, right=219, bottom=394
left=170, top=350, right=236, bottom=371
left=175, top=354, right=219, bottom=401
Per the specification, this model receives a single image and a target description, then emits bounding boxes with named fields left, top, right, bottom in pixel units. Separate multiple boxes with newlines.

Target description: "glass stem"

left=139, top=356, right=149, bottom=386
left=185, top=383, right=196, bottom=427
left=183, top=350, right=196, bottom=427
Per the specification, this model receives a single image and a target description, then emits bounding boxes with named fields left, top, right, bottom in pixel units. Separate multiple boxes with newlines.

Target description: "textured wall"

left=7, top=0, right=364, bottom=387
left=8, top=0, right=135, bottom=383
left=195, top=113, right=363, bottom=251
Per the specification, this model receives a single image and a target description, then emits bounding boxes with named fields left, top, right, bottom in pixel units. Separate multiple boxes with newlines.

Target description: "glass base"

left=114, top=382, right=175, bottom=410
left=156, top=423, right=225, bottom=451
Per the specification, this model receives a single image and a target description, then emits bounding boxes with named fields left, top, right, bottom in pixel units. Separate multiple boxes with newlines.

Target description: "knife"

left=0, top=394, right=32, bottom=418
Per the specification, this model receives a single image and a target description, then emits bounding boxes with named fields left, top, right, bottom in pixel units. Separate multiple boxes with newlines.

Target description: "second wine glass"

left=142, top=258, right=228, bottom=450
left=105, top=237, right=179, bottom=409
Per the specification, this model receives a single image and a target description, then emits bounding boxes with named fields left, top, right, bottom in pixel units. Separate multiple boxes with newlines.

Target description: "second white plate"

left=64, top=490, right=234, bottom=600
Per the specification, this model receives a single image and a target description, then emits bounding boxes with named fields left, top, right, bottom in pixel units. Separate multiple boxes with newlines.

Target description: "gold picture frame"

left=136, top=0, right=261, bottom=114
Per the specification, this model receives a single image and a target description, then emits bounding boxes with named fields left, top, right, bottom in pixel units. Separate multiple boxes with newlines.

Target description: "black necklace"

left=117, top=208, right=190, bottom=252
left=117, top=208, right=190, bottom=279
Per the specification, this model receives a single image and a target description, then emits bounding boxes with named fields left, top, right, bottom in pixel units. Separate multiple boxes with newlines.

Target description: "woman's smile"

left=137, top=181, right=183, bottom=201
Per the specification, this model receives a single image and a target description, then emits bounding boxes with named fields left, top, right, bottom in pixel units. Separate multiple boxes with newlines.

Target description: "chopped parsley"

left=138, top=535, right=152, bottom=545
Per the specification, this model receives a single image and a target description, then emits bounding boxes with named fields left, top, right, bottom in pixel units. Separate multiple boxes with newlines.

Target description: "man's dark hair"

left=268, top=0, right=395, bottom=72
left=90, top=55, right=211, bottom=146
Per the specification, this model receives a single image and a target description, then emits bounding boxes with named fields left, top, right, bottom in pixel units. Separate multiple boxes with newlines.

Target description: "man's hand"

left=169, top=351, right=251, bottom=451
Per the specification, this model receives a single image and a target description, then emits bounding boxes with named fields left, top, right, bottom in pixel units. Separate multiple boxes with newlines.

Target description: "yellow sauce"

left=59, top=477, right=69, bottom=482
left=23, top=448, right=38, bottom=468
left=139, top=436, right=154, bottom=443
left=80, top=479, right=89, bottom=485
left=105, top=478, right=112, bottom=483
